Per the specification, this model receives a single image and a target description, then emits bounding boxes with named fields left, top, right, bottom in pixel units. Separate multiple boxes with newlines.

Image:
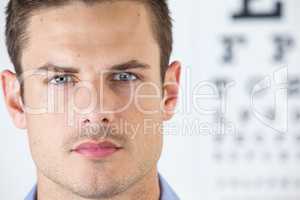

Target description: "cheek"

left=26, top=113, right=72, bottom=156
left=132, top=83, right=163, bottom=115
left=121, top=102, right=163, bottom=158
left=119, top=83, right=164, bottom=141
left=23, top=79, right=47, bottom=110
left=23, top=78, right=70, bottom=114
left=132, top=120, right=163, bottom=165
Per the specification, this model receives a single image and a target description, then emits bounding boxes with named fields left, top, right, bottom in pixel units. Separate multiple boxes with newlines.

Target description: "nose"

left=73, top=79, right=118, bottom=127
left=81, top=112, right=112, bottom=126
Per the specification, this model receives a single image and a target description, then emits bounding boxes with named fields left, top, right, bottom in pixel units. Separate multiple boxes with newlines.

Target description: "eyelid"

left=110, top=71, right=141, bottom=81
left=47, top=73, right=79, bottom=84
left=44, top=71, right=143, bottom=85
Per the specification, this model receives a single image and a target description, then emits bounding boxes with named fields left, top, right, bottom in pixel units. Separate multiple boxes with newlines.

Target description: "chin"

left=67, top=179, right=126, bottom=199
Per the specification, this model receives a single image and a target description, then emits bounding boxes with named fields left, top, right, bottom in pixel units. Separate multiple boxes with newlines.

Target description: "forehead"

left=22, top=0, right=159, bottom=71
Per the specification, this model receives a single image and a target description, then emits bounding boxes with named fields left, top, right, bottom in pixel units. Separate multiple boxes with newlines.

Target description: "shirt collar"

left=158, top=174, right=180, bottom=200
left=25, top=174, right=179, bottom=200
left=24, top=183, right=37, bottom=200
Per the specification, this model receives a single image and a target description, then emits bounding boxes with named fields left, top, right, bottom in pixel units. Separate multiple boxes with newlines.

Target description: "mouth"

left=71, top=140, right=123, bottom=160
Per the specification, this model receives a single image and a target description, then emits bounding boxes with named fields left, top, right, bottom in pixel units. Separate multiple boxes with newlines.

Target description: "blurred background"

left=0, top=0, right=300, bottom=199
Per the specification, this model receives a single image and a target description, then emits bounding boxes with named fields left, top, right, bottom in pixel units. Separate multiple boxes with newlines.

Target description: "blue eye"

left=112, top=72, right=138, bottom=81
left=49, top=74, right=75, bottom=85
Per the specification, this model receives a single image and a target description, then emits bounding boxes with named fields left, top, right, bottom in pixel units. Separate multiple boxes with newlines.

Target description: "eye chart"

left=160, top=1, right=300, bottom=199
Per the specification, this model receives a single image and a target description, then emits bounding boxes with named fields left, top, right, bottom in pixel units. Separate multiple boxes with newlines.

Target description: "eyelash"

left=110, top=72, right=140, bottom=82
left=47, top=72, right=141, bottom=86
left=48, top=74, right=77, bottom=86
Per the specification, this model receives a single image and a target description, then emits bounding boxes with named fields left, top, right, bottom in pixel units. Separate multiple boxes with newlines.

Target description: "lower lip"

left=73, top=147, right=121, bottom=159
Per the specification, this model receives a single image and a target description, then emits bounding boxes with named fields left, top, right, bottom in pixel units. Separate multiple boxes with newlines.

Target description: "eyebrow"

left=35, top=59, right=151, bottom=74
left=36, top=63, right=79, bottom=73
left=110, top=60, right=151, bottom=71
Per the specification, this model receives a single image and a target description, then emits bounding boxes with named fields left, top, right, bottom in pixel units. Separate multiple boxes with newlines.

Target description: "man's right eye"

left=48, top=74, right=76, bottom=85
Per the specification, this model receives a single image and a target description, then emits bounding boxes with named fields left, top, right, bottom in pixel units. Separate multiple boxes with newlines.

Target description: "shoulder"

left=159, top=174, right=181, bottom=200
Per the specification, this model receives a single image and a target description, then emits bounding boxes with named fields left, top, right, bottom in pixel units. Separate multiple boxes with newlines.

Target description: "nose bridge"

left=77, top=75, right=117, bottom=125
left=95, top=78, right=117, bottom=114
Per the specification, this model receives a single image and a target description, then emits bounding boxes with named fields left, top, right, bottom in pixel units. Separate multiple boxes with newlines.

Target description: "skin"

left=1, top=1, right=181, bottom=200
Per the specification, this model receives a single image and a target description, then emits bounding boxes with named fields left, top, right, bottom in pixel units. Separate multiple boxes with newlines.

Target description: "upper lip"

left=71, top=140, right=122, bottom=151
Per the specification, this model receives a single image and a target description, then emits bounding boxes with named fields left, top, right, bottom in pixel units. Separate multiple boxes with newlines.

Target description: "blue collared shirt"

left=24, top=174, right=180, bottom=200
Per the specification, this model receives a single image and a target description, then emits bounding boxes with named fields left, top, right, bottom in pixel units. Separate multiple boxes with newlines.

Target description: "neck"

left=36, top=167, right=161, bottom=200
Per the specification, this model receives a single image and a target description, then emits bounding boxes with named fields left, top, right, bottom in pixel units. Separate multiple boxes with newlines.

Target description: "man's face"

left=11, top=1, right=176, bottom=198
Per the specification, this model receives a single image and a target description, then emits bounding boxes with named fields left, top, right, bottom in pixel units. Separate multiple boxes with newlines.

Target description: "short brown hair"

left=5, top=0, right=173, bottom=83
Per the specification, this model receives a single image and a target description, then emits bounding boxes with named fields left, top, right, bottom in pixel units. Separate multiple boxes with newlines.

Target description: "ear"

left=162, top=61, right=181, bottom=121
left=0, top=70, right=26, bottom=129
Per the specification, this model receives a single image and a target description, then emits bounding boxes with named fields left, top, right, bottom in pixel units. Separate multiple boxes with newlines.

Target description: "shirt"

left=24, top=174, right=180, bottom=200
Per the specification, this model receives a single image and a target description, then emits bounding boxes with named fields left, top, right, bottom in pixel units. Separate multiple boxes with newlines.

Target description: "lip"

left=71, top=140, right=122, bottom=159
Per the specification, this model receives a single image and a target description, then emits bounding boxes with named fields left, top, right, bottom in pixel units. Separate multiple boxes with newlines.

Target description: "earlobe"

left=1, top=70, right=26, bottom=129
left=162, top=61, right=181, bottom=121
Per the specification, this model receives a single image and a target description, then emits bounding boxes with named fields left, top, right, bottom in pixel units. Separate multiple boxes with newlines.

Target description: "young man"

left=1, top=0, right=181, bottom=199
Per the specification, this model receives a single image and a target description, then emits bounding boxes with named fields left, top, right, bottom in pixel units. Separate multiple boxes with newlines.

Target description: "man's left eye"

left=112, top=72, right=138, bottom=81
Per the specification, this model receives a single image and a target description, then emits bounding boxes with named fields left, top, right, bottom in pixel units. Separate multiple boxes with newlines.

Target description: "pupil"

left=58, top=76, right=65, bottom=82
left=121, top=73, right=128, bottom=80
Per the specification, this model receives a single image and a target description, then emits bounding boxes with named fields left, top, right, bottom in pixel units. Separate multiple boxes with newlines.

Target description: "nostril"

left=82, top=117, right=110, bottom=125
left=101, top=118, right=109, bottom=123
left=83, top=119, right=90, bottom=124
